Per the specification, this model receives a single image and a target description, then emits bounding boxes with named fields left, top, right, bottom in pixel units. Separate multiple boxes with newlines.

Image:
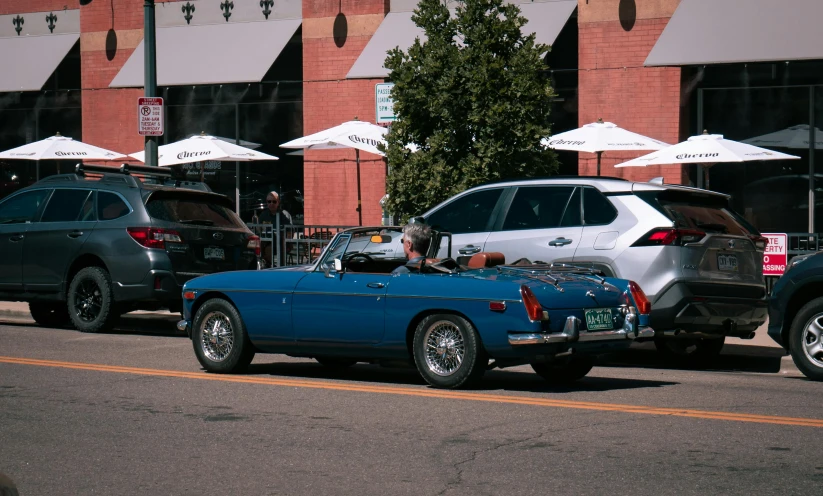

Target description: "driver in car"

left=391, top=221, right=432, bottom=275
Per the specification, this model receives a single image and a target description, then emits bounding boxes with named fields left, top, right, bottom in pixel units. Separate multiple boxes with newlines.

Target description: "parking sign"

left=137, top=97, right=164, bottom=136
left=762, top=233, right=787, bottom=276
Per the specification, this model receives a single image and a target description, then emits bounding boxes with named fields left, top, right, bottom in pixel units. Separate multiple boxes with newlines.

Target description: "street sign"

left=375, top=83, right=395, bottom=123
left=137, top=97, right=164, bottom=136
left=762, top=233, right=788, bottom=276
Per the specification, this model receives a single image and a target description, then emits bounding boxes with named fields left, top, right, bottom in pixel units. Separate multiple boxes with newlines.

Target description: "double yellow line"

left=2, top=355, right=821, bottom=428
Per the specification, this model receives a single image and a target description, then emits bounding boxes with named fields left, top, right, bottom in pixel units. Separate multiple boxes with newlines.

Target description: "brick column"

left=577, top=0, right=687, bottom=184
left=302, top=0, right=390, bottom=226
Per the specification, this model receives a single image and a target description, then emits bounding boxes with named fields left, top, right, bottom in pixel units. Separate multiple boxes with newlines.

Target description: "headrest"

left=467, top=252, right=505, bottom=268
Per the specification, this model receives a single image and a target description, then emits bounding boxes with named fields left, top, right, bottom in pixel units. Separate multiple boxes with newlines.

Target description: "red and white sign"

left=137, top=97, right=164, bottom=136
left=762, top=233, right=787, bottom=276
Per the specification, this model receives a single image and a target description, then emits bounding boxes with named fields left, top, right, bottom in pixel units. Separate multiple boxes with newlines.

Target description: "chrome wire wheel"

left=802, top=314, right=823, bottom=368
left=424, top=320, right=465, bottom=376
left=74, top=279, right=103, bottom=322
left=200, top=311, right=235, bottom=362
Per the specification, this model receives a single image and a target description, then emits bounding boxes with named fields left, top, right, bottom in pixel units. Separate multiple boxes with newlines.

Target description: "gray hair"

left=403, top=222, right=433, bottom=255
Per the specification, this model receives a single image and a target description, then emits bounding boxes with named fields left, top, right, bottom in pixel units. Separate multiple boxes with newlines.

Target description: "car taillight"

left=631, top=228, right=705, bottom=247
left=520, top=285, right=543, bottom=322
left=629, top=281, right=651, bottom=315
left=750, top=235, right=767, bottom=251
left=127, top=227, right=183, bottom=249
left=247, top=235, right=261, bottom=257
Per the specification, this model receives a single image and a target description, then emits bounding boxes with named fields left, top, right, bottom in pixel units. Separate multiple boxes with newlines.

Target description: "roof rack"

left=75, top=163, right=172, bottom=178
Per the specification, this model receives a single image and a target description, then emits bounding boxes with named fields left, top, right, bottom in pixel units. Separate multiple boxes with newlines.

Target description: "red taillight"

left=247, top=235, right=261, bottom=257
left=520, top=286, right=543, bottom=322
left=750, top=235, right=767, bottom=251
left=127, top=227, right=183, bottom=249
left=629, top=281, right=651, bottom=315
left=632, top=228, right=705, bottom=247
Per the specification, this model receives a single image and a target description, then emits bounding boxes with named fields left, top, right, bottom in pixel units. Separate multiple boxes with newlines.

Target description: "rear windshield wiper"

left=177, top=219, right=215, bottom=226
left=695, top=222, right=728, bottom=233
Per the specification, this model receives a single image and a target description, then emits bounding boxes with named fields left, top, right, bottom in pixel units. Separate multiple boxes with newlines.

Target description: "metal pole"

left=235, top=103, right=240, bottom=216
left=144, top=0, right=158, bottom=167
left=810, top=86, right=816, bottom=234
left=596, top=151, right=602, bottom=176
left=356, top=149, right=362, bottom=226
left=696, top=89, right=704, bottom=189
left=34, top=109, right=39, bottom=181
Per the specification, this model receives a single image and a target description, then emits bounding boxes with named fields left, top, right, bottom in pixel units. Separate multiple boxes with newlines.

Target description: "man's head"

left=266, top=191, right=280, bottom=213
left=402, top=222, right=432, bottom=260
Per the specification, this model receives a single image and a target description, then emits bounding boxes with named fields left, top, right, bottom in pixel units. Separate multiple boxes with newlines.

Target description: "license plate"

left=718, top=253, right=738, bottom=271
left=204, top=246, right=225, bottom=260
left=584, top=308, right=614, bottom=331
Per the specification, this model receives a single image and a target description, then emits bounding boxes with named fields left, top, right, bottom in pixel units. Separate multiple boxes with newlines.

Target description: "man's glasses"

left=267, top=200, right=278, bottom=204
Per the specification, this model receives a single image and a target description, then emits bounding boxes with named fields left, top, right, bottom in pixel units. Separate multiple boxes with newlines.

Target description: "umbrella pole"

left=200, top=162, right=205, bottom=183
left=356, top=149, right=362, bottom=226
left=596, top=151, right=602, bottom=177
left=35, top=162, right=39, bottom=181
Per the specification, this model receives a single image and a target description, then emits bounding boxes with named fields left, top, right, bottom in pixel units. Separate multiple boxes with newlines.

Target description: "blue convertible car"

left=178, top=227, right=654, bottom=389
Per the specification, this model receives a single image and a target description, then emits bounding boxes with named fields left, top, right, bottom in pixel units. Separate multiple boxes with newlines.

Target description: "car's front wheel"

left=192, top=298, right=255, bottom=373
left=29, top=301, right=71, bottom=328
left=412, top=314, right=486, bottom=389
left=531, top=356, right=594, bottom=384
left=789, top=298, right=823, bottom=381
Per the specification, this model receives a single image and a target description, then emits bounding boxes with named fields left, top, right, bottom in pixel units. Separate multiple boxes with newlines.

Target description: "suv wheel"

left=28, top=302, right=71, bottom=328
left=788, top=298, right=823, bottom=381
left=67, top=267, right=118, bottom=333
left=653, top=336, right=725, bottom=364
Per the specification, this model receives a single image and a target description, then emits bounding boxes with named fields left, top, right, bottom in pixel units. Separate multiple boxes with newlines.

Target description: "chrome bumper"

left=508, top=313, right=654, bottom=346
left=177, top=320, right=189, bottom=333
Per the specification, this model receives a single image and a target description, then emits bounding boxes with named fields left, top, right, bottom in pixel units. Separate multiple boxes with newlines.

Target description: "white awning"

left=0, top=34, right=79, bottom=92
left=645, top=0, right=823, bottom=67
left=347, top=0, right=577, bottom=79
left=109, top=19, right=301, bottom=88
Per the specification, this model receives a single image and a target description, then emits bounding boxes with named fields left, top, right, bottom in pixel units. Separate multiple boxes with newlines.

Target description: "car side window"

left=502, top=186, right=576, bottom=230
left=78, top=192, right=96, bottom=222
left=583, top=187, right=618, bottom=225
left=426, top=189, right=503, bottom=234
left=0, top=189, right=51, bottom=225
left=41, top=189, right=93, bottom=223
left=97, top=191, right=130, bottom=221
left=560, top=187, right=582, bottom=227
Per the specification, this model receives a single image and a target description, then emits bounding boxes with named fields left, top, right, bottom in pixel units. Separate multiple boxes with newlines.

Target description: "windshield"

left=146, top=192, right=245, bottom=229
left=319, top=228, right=404, bottom=268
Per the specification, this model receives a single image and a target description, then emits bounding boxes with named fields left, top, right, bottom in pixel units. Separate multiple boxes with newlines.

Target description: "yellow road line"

left=2, top=355, right=821, bottom=428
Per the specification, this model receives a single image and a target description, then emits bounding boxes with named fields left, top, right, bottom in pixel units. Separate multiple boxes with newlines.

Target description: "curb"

left=0, top=308, right=177, bottom=321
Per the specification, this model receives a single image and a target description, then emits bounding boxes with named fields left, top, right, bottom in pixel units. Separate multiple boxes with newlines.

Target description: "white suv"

left=420, top=177, right=768, bottom=362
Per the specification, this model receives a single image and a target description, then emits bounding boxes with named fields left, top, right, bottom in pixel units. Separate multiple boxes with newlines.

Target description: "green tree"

left=383, top=0, right=558, bottom=222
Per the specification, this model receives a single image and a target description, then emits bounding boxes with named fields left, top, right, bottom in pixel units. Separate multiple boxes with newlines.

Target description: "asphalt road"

left=0, top=315, right=820, bottom=496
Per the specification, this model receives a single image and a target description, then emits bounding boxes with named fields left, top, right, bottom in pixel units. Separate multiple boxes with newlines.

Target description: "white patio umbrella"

left=542, top=119, right=669, bottom=176
left=743, top=124, right=823, bottom=150
left=614, top=132, right=800, bottom=189
left=0, top=133, right=127, bottom=180
left=280, top=119, right=388, bottom=226
left=130, top=132, right=279, bottom=215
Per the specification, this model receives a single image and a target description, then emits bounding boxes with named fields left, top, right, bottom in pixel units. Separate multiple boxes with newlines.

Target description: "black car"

left=0, top=164, right=260, bottom=332
left=768, top=252, right=823, bottom=380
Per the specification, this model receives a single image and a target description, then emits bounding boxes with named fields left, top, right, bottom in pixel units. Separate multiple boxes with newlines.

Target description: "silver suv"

left=420, top=177, right=768, bottom=361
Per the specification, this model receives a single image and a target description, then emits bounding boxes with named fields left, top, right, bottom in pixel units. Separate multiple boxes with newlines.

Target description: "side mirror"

left=334, top=258, right=343, bottom=272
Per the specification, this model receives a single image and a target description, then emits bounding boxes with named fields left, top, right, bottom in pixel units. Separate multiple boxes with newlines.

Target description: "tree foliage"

left=383, top=0, right=559, bottom=222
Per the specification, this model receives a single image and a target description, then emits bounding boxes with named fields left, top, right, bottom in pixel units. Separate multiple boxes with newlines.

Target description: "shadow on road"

left=597, top=344, right=787, bottom=374
left=243, top=361, right=678, bottom=394
left=0, top=314, right=185, bottom=338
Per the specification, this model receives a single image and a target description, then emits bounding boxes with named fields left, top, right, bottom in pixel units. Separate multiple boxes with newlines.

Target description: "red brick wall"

left=302, top=0, right=389, bottom=226
left=577, top=4, right=688, bottom=184
left=0, top=1, right=66, bottom=15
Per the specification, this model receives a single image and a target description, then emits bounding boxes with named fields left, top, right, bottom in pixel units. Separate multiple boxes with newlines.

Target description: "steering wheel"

left=345, top=253, right=375, bottom=263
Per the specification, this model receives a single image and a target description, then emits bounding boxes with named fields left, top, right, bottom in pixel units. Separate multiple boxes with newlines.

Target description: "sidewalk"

left=0, top=301, right=176, bottom=321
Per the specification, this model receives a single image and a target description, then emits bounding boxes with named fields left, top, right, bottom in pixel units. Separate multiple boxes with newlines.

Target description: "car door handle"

left=9, top=234, right=24, bottom=242
left=366, top=282, right=385, bottom=289
left=68, top=231, right=84, bottom=238
left=549, top=237, right=573, bottom=247
left=458, top=245, right=481, bottom=255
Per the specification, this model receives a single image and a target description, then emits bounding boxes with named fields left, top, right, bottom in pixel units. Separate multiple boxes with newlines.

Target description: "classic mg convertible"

left=178, top=227, right=654, bottom=389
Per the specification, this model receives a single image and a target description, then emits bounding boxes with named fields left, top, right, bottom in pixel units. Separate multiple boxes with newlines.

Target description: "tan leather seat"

left=467, top=252, right=505, bottom=268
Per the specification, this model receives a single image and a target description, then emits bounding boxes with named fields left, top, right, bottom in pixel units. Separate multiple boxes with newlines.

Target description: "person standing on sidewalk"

left=253, top=191, right=292, bottom=267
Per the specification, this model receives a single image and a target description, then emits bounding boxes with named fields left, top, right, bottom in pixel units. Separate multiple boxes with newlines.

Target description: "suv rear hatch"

left=634, top=188, right=765, bottom=293
left=143, top=190, right=257, bottom=282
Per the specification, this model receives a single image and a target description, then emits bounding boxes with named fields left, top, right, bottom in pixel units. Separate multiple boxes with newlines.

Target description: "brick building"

left=1, top=0, right=822, bottom=233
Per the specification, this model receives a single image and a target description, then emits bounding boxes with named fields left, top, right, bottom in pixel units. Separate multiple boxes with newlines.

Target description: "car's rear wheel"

left=67, top=267, right=118, bottom=333
left=28, top=301, right=71, bottom=328
left=531, top=356, right=594, bottom=384
left=653, top=336, right=725, bottom=364
left=412, top=314, right=486, bottom=389
left=315, top=357, right=358, bottom=368
left=192, top=298, right=255, bottom=373
left=789, top=298, right=823, bottom=381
